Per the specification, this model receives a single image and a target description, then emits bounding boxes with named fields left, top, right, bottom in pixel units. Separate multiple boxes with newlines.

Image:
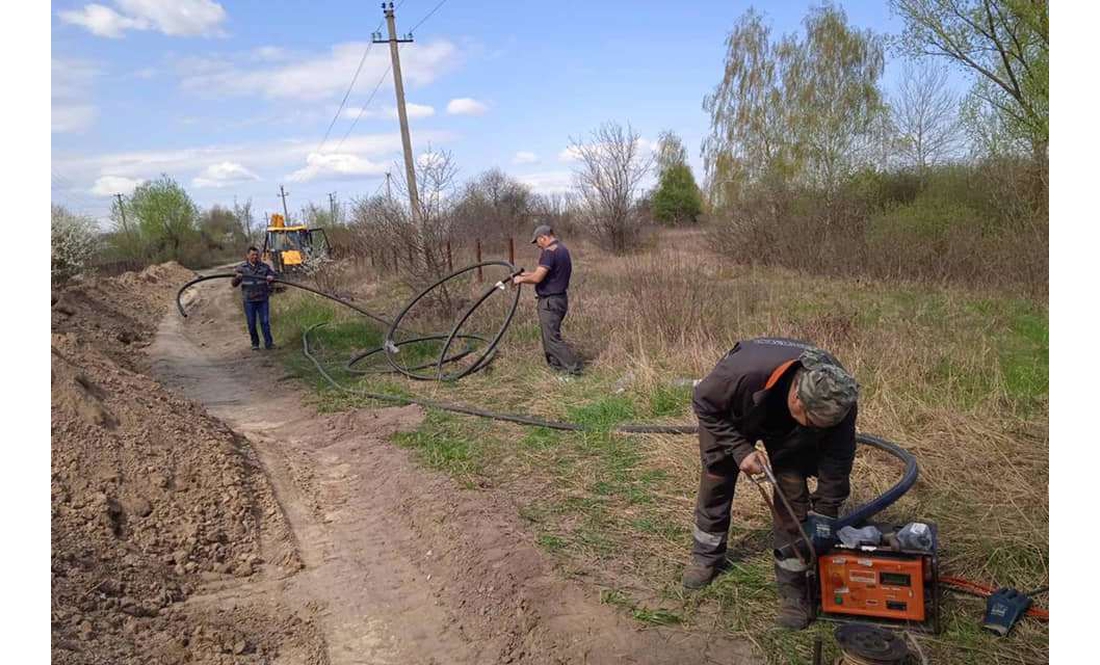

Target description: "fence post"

left=509, top=236, right=515, bottom=266
left=370, top=248, right=375, bottom=268
left=446, top=241, right=453, bottom=273
left=476, top=239, right=483, bottom=282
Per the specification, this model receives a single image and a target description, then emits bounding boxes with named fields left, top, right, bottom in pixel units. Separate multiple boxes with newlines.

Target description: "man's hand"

left=266, top=275, right=275, bottom=283
left=512, top=274, right=525, bottom=285
left=739, top=450, right=766, bottom=476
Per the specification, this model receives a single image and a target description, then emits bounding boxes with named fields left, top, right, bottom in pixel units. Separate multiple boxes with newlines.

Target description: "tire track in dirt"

left=152, top=277, right=760, bottom=664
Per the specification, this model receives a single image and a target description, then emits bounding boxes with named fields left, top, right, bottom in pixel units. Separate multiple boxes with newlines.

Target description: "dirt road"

left=150, top=277, right=758, bottom=664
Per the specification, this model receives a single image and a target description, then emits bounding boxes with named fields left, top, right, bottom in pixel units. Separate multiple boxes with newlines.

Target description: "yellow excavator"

left=261, top=213, right=331, bottom=275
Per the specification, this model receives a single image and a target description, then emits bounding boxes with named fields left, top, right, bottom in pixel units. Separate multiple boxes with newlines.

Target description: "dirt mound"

left=51, top=265, right=321, bottom=664
left=51, top=262, right=194, bottom=372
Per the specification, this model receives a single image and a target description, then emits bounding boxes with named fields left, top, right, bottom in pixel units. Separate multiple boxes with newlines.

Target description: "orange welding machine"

left=815, top=522, right=941, bottom=632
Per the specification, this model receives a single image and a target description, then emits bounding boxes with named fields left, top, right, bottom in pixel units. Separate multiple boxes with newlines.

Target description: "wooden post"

left=476, top=239, right=483, bottom=282
left=508, top=236, right=515, bottom=266
left=370, top=248, right=375, bottom=267
left=446, top=241, right=453, bottom=272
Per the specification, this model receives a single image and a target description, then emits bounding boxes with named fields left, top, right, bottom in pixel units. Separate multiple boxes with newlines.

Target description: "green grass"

left=392, top=410, right=486, bottom=487
left=274, top=259, right=1048, bottom=665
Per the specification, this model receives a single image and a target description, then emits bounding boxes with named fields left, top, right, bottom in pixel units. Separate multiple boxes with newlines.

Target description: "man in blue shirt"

left=512, top=224, right=583, bottom=375
left=231, top=246, right=277, bottom=351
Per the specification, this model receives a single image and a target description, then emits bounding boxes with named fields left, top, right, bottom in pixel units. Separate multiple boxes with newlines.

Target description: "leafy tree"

left=703, top=4, right=886, bottom=200
left=651, top=164, right=703, bottom=226
left=654, top=130, right=689, bottom=178
left=891, top=0, right=1048, bottom=156
left=51, top=205, right=101, bottom=284
left=126, top=175, right=199, bottom=262
left=199, top=205, right=248, bottom=255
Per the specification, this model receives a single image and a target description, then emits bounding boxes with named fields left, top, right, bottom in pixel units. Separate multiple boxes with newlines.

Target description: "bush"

left=651, top=164, right=703, bottom=226
left=51, top=205, right=101, bottom=285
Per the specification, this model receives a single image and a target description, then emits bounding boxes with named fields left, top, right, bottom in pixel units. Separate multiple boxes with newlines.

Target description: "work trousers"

left=536, top=294, right=582, bottom=374
left=691, top=426, right=854, bottom=569
left=244, top=299, right=274, bottom=349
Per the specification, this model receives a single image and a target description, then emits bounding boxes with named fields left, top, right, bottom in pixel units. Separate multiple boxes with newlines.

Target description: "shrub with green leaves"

left=51, top=205, right=100, bottom=285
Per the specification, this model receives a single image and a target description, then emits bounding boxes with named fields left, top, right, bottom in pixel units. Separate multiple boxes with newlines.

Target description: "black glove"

left=983, top=587, right=1031, bottom=636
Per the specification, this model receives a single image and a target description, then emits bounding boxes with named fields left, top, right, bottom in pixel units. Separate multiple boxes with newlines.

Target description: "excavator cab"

left=261, top=214, right=330, bottom=275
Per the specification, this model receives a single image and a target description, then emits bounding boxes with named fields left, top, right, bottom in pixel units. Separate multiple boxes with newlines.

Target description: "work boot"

left=682, top=560, right=725, bottom=590
left=774, top=559, right=812, bottom=630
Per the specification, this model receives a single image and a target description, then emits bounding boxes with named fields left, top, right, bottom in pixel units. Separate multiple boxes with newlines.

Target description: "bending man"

left=683, top=338, right=858, bottom=630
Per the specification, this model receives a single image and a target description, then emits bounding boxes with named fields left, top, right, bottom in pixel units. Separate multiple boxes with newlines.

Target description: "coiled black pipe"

left=382, top=261, right=521, bottom=381
left=178, top=269, right=919, bottom=531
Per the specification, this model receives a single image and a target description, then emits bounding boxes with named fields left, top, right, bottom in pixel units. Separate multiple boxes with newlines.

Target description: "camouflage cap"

left=795, top=348, right=859, bottom=427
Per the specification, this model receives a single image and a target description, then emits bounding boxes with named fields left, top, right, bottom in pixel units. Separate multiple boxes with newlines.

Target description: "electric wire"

left=409, top=0, right=451, bottom=34
left=334, top=64, right=392, bottom=152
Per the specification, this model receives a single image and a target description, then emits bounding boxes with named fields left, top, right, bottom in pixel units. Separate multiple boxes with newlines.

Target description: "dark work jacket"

left=232, top=260, right=276, bottom=302
left=692, top=337, right=857, bottom=476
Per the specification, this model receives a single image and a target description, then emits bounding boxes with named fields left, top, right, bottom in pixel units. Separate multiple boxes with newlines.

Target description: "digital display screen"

left=880, top=572, right=911, bottom=587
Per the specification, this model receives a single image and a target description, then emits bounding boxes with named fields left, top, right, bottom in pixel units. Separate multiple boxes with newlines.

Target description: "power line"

left=409, top=0, right=451, bottom=34
left=315, top=0, right=412, bottom=155
left=316, top=29, right=383, bottom=154
left=333, top=64, right=392, bottom=152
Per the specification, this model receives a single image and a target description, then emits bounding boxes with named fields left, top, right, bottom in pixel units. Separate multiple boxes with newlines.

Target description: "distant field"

left=272, top=229, right=1048, bottom=664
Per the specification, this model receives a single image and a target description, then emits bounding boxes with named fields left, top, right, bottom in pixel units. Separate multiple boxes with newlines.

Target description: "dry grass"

left=276, top=228, right=1048, bottom=664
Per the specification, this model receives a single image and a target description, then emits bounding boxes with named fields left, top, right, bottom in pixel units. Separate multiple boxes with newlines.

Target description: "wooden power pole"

left=328, top=191, right=338, bottom=224
left=114, top=193, right=128, bottom=229
left=278, top=185, right=290, bottom=221
left=373, top=3, right=419, bottom=220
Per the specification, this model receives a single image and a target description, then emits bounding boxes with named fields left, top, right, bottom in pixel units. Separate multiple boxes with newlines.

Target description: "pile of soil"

left=51, top=266, right=322, bottom=664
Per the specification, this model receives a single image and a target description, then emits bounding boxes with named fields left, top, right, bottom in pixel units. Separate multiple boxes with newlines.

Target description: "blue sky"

left=51, top=0, right=968, bottom=225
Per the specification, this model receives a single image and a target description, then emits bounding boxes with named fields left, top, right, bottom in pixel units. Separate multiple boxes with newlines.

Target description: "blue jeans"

left=244, top=299, right=274, bottom=348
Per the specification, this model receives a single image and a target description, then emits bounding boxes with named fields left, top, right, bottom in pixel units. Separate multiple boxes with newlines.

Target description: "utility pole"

left=114, top=193, right=128, bottom=230
left=373, top=3, right=419, bottom=220
left=278, top=185, right=290, bottom=221
left=328, top=192, right=339, bottom=225
left=385, top=172, right=393, bottom=202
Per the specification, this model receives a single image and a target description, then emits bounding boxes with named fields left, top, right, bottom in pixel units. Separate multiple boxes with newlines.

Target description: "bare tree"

left=452, top=168, right=533, bottom=240
left=570, top=121, right=653, bottom=253
left=893, top=62, right=963, bottom=174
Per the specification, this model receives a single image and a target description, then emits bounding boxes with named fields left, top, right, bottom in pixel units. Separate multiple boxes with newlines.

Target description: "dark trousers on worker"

left=244, top=299, right=274, bottom=349
left=691, top=427, right=855, bottom=571
left=536, top=294, right=582, bottom=374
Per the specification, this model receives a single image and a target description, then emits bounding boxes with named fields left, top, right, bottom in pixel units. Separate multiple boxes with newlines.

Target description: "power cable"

left=333, top=64, right=392, bottom=152
left=409, top=0, right=451, bottom=34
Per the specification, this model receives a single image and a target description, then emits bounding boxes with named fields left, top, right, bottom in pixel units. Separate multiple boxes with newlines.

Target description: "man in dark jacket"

left=683, top=338, right=858, bottom=630
left=512, top=224, right=583, bottom=375
left=231, top=246, right=277, bottom=351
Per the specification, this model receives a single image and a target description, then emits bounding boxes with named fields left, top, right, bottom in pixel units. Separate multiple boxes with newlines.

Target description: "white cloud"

left=192, top=161, right=260, bottom=188
left=53, top=58, right=101, bottom=133
left=341, top=103, right=435, bottom=121
left=53, top=105, right=98, bottom=134
left=287, top=153, right=388, bottom=183
left=53, top=130, right=456, bottom=202
left=59, top=0, right=227, bottom=38
left=512, top=151, right=539, bottom=165
left=446, top=97, right=489, bottom=115
left=178, top=40, right=457, bottom=101
left=517, top=171, right=573, bottom=195
left=251, top=46, right=287, bottom=61
left=90, top=175, right=144, bottom=197
left=58, top=4, right=147, bottom=38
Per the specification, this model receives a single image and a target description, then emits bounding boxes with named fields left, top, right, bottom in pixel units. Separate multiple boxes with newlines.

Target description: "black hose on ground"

left=178, top=268, right=919, bottom=529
